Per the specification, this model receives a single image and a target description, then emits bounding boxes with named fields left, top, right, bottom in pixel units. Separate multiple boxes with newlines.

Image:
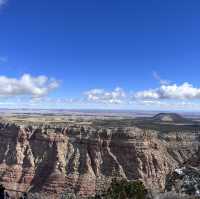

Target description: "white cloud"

left=0, top=74, right=59, bottom=97
left=85, top=87, right=126, bottom=104
left=0, top=71, right=200, bottom=110
left=84, top=82, right=200, bottom=109
left=134, top=82, right=200, bottom=100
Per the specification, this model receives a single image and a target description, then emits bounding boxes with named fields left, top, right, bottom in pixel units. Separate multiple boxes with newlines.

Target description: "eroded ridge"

left=0, top=120, right=198, bottom=198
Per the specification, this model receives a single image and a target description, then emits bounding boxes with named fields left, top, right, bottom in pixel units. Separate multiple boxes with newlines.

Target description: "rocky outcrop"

left=164, top=143, right=200, bottom=197
left=0, top=123, right=198, bottom=198
left=165, top=166, right=200, bottom=196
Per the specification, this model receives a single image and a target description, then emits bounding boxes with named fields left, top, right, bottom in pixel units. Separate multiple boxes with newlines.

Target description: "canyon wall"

left=0, top=123, right=198, bottom=198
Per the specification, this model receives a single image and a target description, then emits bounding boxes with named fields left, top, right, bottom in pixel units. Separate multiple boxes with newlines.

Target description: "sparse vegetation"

left=94, top=179, right=148, bottom=199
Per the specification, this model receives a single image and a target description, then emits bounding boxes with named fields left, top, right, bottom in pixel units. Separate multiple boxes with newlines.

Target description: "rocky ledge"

left=0, top=122, right=198, bottom=198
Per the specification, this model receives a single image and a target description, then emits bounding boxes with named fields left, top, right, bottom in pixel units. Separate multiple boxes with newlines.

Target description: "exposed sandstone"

left=0, top=123, right=198, bottom=198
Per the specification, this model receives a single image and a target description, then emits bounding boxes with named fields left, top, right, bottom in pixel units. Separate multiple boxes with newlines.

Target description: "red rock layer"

left=0, top=124, right=198, bottom=198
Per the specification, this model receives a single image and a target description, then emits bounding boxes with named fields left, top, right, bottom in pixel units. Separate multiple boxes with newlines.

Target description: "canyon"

left=0, top=112, right=199, bottom=198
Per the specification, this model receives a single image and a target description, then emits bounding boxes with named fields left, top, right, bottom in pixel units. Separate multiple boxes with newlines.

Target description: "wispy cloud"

left=153, top=71, right=170, bottom=85
left=137, top=100, right=200, bottom=110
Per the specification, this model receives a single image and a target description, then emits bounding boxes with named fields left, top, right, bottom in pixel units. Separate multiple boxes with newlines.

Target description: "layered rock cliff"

left=165, top=140, right=200, bottom=196
left=0, top=123, right=198, bottom=198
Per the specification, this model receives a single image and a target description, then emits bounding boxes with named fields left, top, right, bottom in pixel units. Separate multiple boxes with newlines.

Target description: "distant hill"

left=151, top=113, right=188, bottom=123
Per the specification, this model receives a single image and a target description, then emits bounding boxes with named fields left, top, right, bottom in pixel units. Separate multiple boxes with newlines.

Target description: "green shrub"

left=100, top=178, right=147, bottom=199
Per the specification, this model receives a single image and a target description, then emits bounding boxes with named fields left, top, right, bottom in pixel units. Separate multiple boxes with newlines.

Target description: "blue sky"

left=1, top=0, right=200, bottom=110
